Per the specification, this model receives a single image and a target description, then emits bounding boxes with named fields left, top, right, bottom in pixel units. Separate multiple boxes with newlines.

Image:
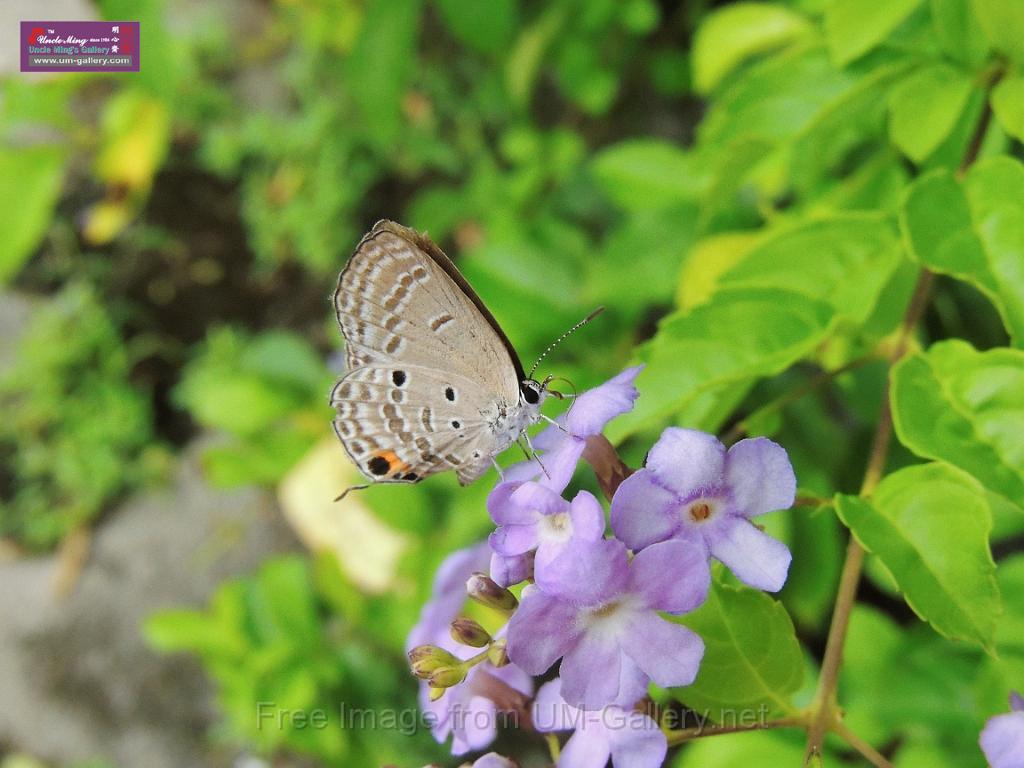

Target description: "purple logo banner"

left=21, top=21, right=139, bottom=72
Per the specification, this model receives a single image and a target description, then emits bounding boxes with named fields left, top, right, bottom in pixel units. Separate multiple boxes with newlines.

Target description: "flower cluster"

left=406, top=367, right=797, bottom=767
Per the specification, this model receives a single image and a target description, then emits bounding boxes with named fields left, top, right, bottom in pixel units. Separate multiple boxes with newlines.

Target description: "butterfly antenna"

left=528, top=306, right=605, bottom=380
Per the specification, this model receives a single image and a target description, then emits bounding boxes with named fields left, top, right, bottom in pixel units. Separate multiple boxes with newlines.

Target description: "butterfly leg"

left=539, top=413, right=573, bottom=436
left=334, top=483, right=370, bottom=502
left=491, top=458, right=506, bottom=481
left=521, top=432, right=551, bottom=480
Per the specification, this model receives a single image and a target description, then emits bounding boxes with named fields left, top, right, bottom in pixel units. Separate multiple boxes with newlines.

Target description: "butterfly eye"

left=521, top=380, right=541, bottom=404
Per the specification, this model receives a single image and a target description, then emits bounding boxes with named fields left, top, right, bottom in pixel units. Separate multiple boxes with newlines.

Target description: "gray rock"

left=0, top=442, right=302, bottom=767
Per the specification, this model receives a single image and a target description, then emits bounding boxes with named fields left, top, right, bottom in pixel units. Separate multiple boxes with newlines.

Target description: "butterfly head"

left=520, top=377, right=547, bottom=405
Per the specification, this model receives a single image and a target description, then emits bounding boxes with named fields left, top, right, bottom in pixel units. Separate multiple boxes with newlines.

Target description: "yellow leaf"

left=676, top=231, right=764, bottom=309
left=277, top=438, right=410, bottom=594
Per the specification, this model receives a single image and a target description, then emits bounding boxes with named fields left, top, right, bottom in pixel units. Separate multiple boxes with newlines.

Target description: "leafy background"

left=0, top=0, right=1022, bottom=766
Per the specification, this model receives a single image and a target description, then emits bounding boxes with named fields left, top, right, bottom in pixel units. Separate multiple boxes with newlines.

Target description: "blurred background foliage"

left=1, top=0, right=1023, bottom=765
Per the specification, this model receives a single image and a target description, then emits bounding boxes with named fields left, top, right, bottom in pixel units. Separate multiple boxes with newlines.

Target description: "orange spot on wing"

left=371, top=449, right=411, bottom=476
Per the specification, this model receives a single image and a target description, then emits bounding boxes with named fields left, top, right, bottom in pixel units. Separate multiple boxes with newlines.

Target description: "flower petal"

left=606, top=710, right=668, bottom=768
left=489, top=524, right=538, bottom=557
left=559, top=728, right=612, bottom=768
left=615, top=651, right=651, bottom=709
left=621, top=612, right=704, bottom=689
left=407, top=541, right=491, bottom=651
left=569, top=490, right=605, bottom=542
left=534, top=538, right=630, bottom=607
left=451, top=695, right=498, bottom=754
left=980, top=711, right=1024, bottom=768
left=646, top=427, right=726, bottom=496
left=531, top=678, right=580, bottom=733
left=506, top=590, right=580, bottom=675
left=539, top=435, right=587, bottom=491
left=627, top=539, right=710, bottom=614
left=610, top=470, right=680, bottom=550
left=565, top=366, right=643, bottom=436
left=511, top=481, right=570, bottom=516
left=1012, top=691, right=1024, bottom=712
left=559, top=632, right=623, bottom=710
left=488, top=481, right=538, bottom=525
left=724, top=437, right=796, bottom=518
left=490, top=551, right=533, bottom=587
left=706, top=515, right=792, bottom=592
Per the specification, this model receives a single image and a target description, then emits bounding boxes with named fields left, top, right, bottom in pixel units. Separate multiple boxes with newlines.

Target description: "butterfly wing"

left=332, top=221, right=526, bottom=485
left=334, top=220, right=523, bottom=402
left=331, top=364, right=506, bottom=483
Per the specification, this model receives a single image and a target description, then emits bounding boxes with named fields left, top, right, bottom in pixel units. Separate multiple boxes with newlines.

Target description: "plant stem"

left=832, top=721, right=894, bottom=768
left=803, top=87, right=997, bottom=764
left=666, top=715, right=806, bottom=746
left=802, top=268, right=934, bottom=763
left=722, top=355, right=874, bottom=445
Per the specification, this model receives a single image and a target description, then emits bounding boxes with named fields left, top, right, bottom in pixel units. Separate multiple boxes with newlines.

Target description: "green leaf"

left=900, top=160, right=1024, bottom=344
left=590, top=207, right=698, bottom=311
left=700, top=46, right=857, bottom=148
left=589, top=140, right=704, bottom=211
left=609, top=289, right=834, bottom=440
left=692, top=3, right=812, bottom=94
left=673, top=731, right=807, bottom=767
left=973, top=0, right=1024, bottom=63
left=0, top=146, right=66, bottom=283
left=840, top=605, right=904, bottom=745
left=780, top=506, right=844, bottom=632
left=143, top=609, right=247, bottom=657
left=671, top=581, right=803, bottom=717
left=434, top=0, right=518, bottom=54
left=930, top=0, right=991, bottom=65
left=712, top=215, right=902, bottom=323
left=834, top=463, right=1000, bottom=650
left=612, top=215, right=900, bottom=438
left=888, top=64, right=976, bottom=162
left=891, top=340, right=1024, bottom=502
left=824, top=0, right=924, bottom=66
left=346, top=0, right=422, bottom=144
left=990, top=75, right=1024, bottom=142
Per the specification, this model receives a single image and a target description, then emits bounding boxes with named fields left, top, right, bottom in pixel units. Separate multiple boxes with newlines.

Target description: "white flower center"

left=537, top=511, right=573, bottom=546
left=578, top=593, right=641, bottom=642
left=684, top=497, right=720, bottom=524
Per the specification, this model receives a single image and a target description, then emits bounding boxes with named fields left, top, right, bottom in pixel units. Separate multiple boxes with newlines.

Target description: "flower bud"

left=408, top=644, right=460, bottom=679
left=428, top=685, right=446, bottom=702
left=428, top=664, right=468, bottom=689
left=466, top=572, right=519, bottom=613
left=450, top=617, right=492, bottom=648
left=487, top=640, right=509, bottom=668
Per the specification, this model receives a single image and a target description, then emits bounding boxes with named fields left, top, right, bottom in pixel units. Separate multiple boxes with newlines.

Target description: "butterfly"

left=332, top=220, right=595, bottom=493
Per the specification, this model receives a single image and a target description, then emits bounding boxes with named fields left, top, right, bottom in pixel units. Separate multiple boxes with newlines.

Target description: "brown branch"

left=666, top=716, right=806, bottom=746
left=804, top=85, right=998, bottom=764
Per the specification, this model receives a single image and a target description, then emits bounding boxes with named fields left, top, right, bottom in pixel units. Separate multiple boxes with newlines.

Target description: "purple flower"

left=611, top=428, right=795, bottom=592
left=490, top=550, right=534, bottom=588
left=406, top=541, right=534, bottom=755
left=503, top=366, right=643, bottom=492
left=506, top=537, right=707, bottom=710
left=421, top=662, right=533, bottom=756
left=532, top=678, right=667, bottom=768
left=407, top=541, right=492, bottom=653
left=981, top=692, right=1024, bottom=768
left=488, top=482, right=605, bottom=589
